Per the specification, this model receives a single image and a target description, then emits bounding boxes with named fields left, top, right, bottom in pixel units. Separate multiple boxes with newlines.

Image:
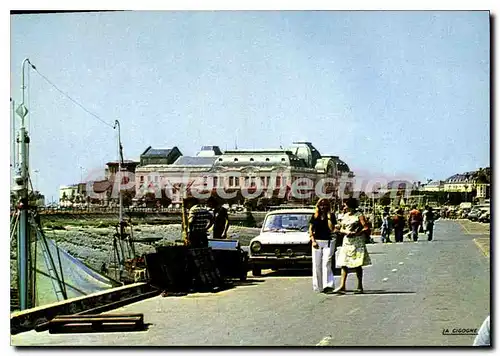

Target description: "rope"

left=31, top=67, right=115, bottom=129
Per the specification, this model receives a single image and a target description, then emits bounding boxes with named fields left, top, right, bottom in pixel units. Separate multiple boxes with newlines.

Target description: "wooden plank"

left=54, top=313, right=143, bottom=319
left=50, top=317, right=142, bottom=324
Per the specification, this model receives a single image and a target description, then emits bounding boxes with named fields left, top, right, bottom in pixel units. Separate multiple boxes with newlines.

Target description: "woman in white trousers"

left=309, top=198, right=337, bottom=294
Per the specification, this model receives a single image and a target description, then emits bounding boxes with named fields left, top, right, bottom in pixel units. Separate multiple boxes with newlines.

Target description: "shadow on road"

left=231, top=278, right=266, bottom=286
left=262, top=269, right=313, bottom=277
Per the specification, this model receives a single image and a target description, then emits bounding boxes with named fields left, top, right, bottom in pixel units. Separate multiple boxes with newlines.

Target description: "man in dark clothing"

left=207, top=196, right=230, bottom=239
left=408, top=205, right=423, bottom=242
left=422, top=206, right=436, bottom=241
left=393, top=208, right=405, bottom=242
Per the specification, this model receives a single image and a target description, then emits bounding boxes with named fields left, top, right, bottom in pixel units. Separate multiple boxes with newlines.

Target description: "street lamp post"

left=16, top=58, right=36, bottom=310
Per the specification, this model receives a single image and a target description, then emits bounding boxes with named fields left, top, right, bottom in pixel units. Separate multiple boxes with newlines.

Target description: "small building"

left=421, top=180, right=444, bottom=192
left=139, top=146, right=182, bottom=166
left=443, top=172, right=476, bottom=192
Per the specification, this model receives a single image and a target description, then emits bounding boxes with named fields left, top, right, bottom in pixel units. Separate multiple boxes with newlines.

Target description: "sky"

left=9, top=10, right=490, bottom=202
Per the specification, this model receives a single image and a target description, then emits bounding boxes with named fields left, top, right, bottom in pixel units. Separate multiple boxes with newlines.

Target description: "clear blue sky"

left=10, top=11, right=490, bottom=202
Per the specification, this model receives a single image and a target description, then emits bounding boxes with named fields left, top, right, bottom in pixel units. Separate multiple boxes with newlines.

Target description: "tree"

left=243, top=198, right=258, bottom=211
left=159, top=189, right=172, bottom=208
left=122, top=190, right=134, bottom=207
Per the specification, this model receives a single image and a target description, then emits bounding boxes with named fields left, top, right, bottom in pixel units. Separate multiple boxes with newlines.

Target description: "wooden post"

left=181, top=185, right=189, bottom=246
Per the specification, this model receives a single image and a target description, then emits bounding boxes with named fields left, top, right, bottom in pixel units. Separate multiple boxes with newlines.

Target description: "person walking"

left=422, top=205, right=436, bottom=241
left=393, top=208, right=405, bottom=242
left=207, top=196, right=230, bottom=239
left=333, top=197, right=372, bottom=294
left=309, top=198, right=337, bottom=294
left=380, top=206, right=392, bottom=243
left=408, top=205, right=423, bottom=242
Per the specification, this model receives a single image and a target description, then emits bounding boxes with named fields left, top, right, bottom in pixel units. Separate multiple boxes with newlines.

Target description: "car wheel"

left=252, top=267, right=262, bottom=277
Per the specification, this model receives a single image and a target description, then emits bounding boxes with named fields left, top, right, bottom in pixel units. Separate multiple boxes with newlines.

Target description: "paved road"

left=12, top=220, right=490, bottom=346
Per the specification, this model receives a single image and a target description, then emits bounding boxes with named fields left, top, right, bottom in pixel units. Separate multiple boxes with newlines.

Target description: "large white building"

left=134, top=142, right=354, bottom=206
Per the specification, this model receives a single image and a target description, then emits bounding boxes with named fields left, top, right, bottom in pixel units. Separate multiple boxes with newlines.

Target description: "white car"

left=248, top=208, right=314, bottom=276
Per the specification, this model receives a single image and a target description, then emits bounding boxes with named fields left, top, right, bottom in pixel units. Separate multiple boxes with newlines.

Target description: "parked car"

left=247, top=208, right=314, bottom=276
left=468, top=205, right=490, bottom=221
left=478, top=210, right=490, bottom=223
left=468, top=208, right=483, bottom=221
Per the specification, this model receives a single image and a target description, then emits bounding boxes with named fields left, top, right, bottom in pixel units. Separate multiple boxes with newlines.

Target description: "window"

left=251, top=177, right=256, bottom=188
left=260, top=176, right=265, bottom=187
left=234, top=158, right=239, bottom=162
left=140, top=176, right=144, bottom=183
left=265, top=158, right=270, bottom=162
left=281, top=158, right=286, bottom=162
left=235, top=177, right=240, bottom=187
left=276, top=176, right=282, bottom=187
left=154, top=176, right=158, bottom=182
left=250, top=158, right=254, bottom=162
left=214, top=176, right=218, bottom=187
left=218, top=158, right=223, bottom=161
left=229, top=176, right=234, bottom=187
left=245, top=177, right=250, bottom=187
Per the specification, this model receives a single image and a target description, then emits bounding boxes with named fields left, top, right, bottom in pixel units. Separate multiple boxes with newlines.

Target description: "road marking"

left=473, top=238, right=490, bottom=258
left=408, top=253, right=414, bottom=256
left=391, top=269, right=398, bottom=272
left=459, top=221, right=472, bottom=234
left=316, top=336, right=332, bottom=346
left=399, top=262, right=404, bottom=265
left=382, top=278, right=388, bottom=282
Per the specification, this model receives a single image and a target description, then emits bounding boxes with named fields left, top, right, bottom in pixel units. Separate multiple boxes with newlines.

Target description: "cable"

left=31, top=67, right=115, bottom=129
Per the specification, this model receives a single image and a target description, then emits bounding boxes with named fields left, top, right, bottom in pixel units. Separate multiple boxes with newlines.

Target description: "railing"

left=28, top=206, right=184, bottom=215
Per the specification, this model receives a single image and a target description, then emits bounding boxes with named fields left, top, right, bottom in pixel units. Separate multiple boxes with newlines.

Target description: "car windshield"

left=262, top=213, right=311, bottom=232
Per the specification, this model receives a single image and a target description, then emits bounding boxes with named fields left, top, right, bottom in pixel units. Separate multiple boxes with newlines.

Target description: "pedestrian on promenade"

left=333, top=197, right=372, bottom=294
left=380, top=206, right=392, bottom=243
left=186, top=197, right=213, bottom=248
left=207, top=195, right=229, bottom=239
left=422, top=206, right=436, bottom=241
left=408, top=205, right=423, bottom=242
left=308, top=198, right=337, bottom=294
left=393, top=208, right=405, bottom=242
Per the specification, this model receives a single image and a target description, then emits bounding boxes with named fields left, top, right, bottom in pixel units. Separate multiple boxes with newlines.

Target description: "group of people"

left=183, top=196, right=230, bottom=248
left=380, top=205, right=436, bottom=243
left=308, top=197, right=371, bottom=294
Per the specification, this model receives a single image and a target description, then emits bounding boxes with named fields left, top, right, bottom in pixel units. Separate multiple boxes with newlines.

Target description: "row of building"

left=59, top=142, right=355, bottom=207
left=418, top=168, right=491, bottom=200
left=58, top=141, right=490, bottom=207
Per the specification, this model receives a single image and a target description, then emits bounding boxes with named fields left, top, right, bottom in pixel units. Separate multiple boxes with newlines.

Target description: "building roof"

left=172, top=156, right=217, bottom=166
left=223, top=149, right=293, bottom=154
left=445, top=172, right=474, bottom=183
left=106, top=160, right=140, bottom=166
left=326, top=156, right=350, bottom=172
left=426, top=180, right=443, bottom=186
left=198, top=146, right=223, bottom=156
left=92, top=180, right=112, bottom=193
left=142, top=148, right=172, bottom=157
left=387, top=180, right=414, bottom=189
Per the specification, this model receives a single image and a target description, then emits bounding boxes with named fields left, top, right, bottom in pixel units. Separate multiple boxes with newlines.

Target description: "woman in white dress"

left=334, top=197, right=372, bottom=294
